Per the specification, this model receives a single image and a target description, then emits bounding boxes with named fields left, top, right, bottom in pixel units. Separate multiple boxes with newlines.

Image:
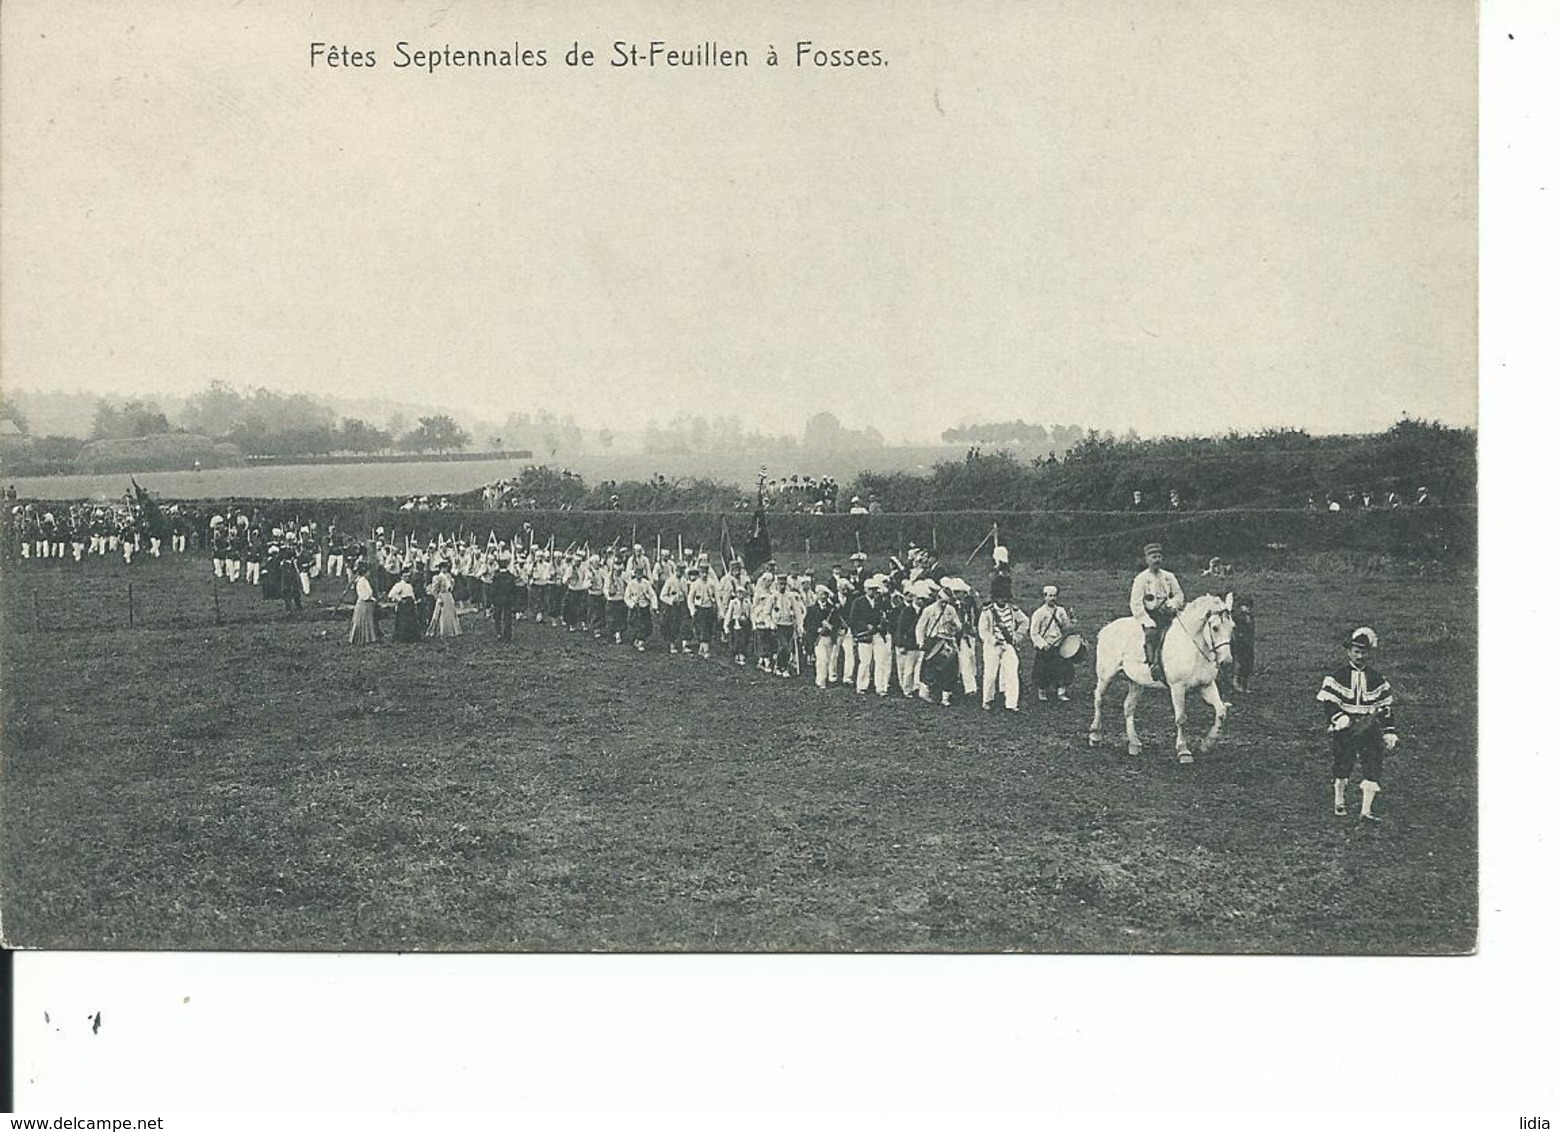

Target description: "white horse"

left=1088, top=593, right=1236, bottom=764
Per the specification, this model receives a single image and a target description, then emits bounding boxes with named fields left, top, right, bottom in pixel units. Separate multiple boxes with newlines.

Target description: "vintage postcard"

left=2, top=0, right=1476, bottom=960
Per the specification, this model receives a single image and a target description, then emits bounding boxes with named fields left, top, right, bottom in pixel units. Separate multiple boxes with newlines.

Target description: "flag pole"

left=964, top=522, right=999, bottom=568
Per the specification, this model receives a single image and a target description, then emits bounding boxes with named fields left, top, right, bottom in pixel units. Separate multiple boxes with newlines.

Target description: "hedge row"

left=351, top=506, right=1473, bottom=566
left=14, top=493, right=1473, bottom=565
left=72, top=434, right=245, bottom=474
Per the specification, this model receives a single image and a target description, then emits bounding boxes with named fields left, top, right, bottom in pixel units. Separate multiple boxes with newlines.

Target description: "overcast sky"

left=1, top=0, right=1475, bottom=443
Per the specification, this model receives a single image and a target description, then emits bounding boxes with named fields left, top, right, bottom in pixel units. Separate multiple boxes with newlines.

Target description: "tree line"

left=1, top=385, right=1474, bottom=511
left=1, top=385, right=479, bottom=472
left=456, top=419, right=1473, bottom=514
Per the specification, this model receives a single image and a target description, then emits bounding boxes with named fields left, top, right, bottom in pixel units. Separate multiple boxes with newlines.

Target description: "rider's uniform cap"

left=1143, top=543, right=1162, bottom=556
left=1349, top=626, right=1379, bottom=649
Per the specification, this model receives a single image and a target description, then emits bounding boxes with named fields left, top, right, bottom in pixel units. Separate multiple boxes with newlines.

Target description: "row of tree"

left=175, top=384, right=474, bottom=455
left=2, top=385, right=1475, bottom=510
left=2, top=386, right=476, bottom=465
left=455, top=419, right=1473, bottom=514
left=4, top=389, right=906, bottom=468
left=859, top=419, right=1473, bottom=511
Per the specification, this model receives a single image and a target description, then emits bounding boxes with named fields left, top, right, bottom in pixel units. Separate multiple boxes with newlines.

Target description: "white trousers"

left=982, top=643, right=1021, bottom=709
left=855, top=636, right=894, bottom=695
left=895, top=648, right=922, bottom=698
left=840, top=630, right=857, bottom=684
left=959, top=639, right=980, bottom=695
left=814, top=638, right=838, bottom=686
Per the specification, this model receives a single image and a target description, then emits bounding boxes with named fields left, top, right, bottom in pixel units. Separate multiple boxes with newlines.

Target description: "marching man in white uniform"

left=1029, top=584, right=1077, bottom=701
left=978, top=574, right=1026, bottom=711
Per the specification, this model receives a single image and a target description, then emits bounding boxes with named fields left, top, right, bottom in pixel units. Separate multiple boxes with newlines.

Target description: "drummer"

left=1029, top=584, right=1078, bottom=702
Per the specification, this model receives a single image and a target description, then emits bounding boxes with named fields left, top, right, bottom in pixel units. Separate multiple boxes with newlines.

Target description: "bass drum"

left=1057, top=632, right=1086, bottom=659
left=920, top=647, right=960, bottom=688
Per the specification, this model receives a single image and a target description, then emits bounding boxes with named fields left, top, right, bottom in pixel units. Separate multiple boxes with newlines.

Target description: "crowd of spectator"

left=399, top=495, right=458, bottom=511
left=1305, top=485, right=1436, bottom=512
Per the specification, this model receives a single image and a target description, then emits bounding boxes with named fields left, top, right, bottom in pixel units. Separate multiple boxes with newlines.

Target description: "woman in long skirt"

left=429, top=561, right=462, bottom=637
left=389, top=570, right=422, bottom=643
left=348, top=565, right=379, bottom=645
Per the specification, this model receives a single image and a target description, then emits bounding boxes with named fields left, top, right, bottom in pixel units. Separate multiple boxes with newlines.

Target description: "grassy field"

left=0, top=551, right=1476, bottom=952
left=4, top=446, right=958, bottom=502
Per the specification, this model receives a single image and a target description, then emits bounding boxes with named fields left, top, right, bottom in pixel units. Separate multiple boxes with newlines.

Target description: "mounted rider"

left=1130, top=542, right=1184, bottom=683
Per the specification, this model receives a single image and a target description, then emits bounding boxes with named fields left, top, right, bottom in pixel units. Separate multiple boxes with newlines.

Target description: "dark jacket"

left=804, top=601, right=842, bottom=638
left=490, top=568, right=517, bottom=608
left=846, top=594, right=890, bottom=639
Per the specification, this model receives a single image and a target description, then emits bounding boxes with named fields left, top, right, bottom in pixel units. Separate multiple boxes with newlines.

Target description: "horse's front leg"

left=1171, top=682, right=1193, bottom=763
left=1089, top=669, right=1111, bottom=747
left=1123, top=682, right=1144, bottom=756
left=1199, top=680, right=1229, bottom=752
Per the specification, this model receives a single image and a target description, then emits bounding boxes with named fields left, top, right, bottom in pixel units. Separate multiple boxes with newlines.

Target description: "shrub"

left=73, top=434, right=245, bottom=474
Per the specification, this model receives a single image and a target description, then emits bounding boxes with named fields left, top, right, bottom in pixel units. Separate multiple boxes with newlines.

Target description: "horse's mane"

left=1185, top=593, right=1230, bottom=619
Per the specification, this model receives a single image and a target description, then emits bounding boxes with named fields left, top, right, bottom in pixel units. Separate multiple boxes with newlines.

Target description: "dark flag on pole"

left=742, top=502, right=772, bottom=573
left=129, top=478, right=167, bottom=538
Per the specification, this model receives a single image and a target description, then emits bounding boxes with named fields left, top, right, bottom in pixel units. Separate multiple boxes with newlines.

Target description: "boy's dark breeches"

left=1331, top=725, right=1385, bottom=781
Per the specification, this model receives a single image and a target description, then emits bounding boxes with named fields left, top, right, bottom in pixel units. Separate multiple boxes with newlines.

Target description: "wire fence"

left=2, top=554, right=356, bottom=635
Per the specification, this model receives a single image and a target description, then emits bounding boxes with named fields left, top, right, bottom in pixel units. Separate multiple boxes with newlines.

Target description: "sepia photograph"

left=1, top=0, right=1477, bottom=957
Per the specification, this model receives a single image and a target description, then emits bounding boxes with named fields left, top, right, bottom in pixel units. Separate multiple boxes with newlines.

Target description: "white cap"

left=993, top=545, right=1009, bottom=565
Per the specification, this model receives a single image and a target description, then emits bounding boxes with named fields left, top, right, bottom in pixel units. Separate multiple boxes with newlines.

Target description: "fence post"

left=128, top=581, right=134, bottom=627
left=213, top=577, right=222, bottom=625
left=34, top=591, right=41, bottom=633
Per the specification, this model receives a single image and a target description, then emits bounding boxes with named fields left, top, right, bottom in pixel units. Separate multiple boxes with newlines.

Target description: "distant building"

left=0, top=419, right=32, bottom=465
